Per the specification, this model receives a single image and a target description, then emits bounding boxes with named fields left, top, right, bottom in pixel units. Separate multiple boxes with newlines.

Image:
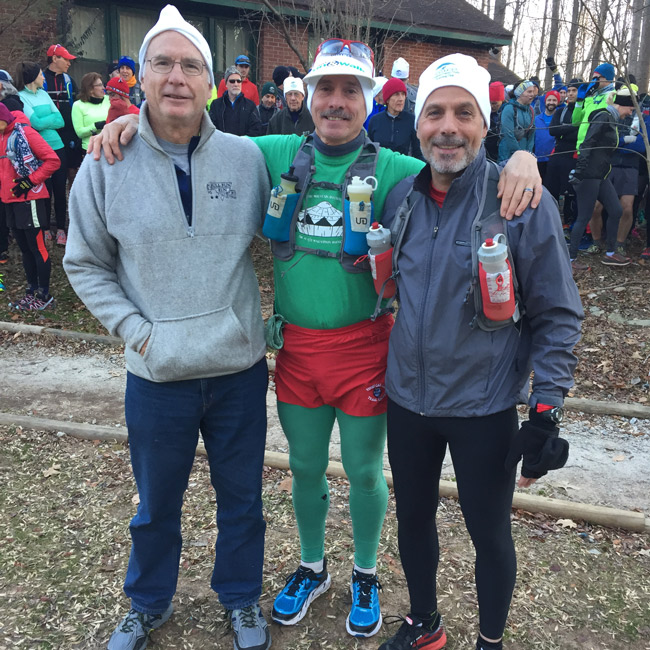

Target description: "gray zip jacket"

left=64, top=107, right=270, bottom=382
left=383, top=147, right=583, bottom=417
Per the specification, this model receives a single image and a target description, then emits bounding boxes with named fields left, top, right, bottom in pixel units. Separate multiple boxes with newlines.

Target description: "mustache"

left=320, top=108, right=353, bottom=120
left=429, top=136, right=467, bottom=148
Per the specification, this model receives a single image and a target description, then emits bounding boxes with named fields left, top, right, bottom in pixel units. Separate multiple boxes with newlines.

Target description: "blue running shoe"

left=346, top=569, right=382, bottom=638
left=272, top=558, right=331, bottom=625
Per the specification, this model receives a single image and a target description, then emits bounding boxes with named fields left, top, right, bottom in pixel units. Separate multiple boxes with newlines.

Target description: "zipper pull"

left=433, top=225, right=439, bottom=238
left=187, top=224, right=195, bottom=238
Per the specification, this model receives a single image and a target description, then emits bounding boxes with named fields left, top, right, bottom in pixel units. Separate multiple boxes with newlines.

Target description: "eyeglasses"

left=92, top=82, right=104, bottom=87
left=315, top=39, right=374, bottom=66
left=228, top=78, right=242, bottom=84
left=147, top=56, right=206, bottom=76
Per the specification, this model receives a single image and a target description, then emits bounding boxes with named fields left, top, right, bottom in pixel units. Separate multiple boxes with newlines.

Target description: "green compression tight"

left=277, top=401, right=389, bottom=569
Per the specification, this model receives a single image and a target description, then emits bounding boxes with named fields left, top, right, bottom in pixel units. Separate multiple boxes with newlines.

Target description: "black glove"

left=94, top=121, right=106, bottom=131
left=568, top=169, right=581, bottom=186
left=545, top=56, right=557, bottom=72
left=505, top=409, right=569, bottom=479
left=11, top=177, right=35, bottom=199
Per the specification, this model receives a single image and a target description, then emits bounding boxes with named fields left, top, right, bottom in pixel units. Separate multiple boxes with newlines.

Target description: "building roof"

left=192, top=0, right=512, bottom=46
left=487, top=57, right=521, bottom=85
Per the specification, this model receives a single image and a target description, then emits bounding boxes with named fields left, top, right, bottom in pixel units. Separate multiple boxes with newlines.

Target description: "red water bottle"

left=366, top=223, right=395, bottom=298
left=478, top=235, right=515, bottom=321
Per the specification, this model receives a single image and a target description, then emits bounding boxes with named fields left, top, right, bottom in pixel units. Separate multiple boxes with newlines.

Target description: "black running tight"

left=12, top=227, right=51, bottom=294
left=387, top=399, right=518, bottom=640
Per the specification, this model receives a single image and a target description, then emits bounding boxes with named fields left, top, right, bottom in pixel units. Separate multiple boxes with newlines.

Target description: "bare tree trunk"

left=589, top=0, right=608, bottom=72
left=638, top=1, right=650, bottom=90
left=534, top=0, right=550, bottom=79
left=544, top=0, right=562, bottom=88
left=628, top=0, right=643, bottom=74
left=629, top=0, right=643, bottom=74
left=494, top=0, right=507, bottom=27
left=507, top=0, right=525, bottom=71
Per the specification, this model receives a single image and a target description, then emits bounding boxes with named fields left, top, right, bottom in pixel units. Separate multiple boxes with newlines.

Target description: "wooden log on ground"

left=1, top=413, right=648, bottom=533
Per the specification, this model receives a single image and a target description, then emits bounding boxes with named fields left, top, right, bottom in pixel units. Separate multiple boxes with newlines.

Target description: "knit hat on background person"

left=372, top=76, right=388, bottom=97
left=223, top=65, right=240, bottom=83
left=382, top=77, right=407, bottom=103
left=273, top=66, right=291, bottom=87
left=505, top=83, right=515, bottom=98
left=530, top=76, right=540, bottom=89
left=0, top=103, right=16, bottom=125
left=47, top=44, right=76, bottom=60
left=106, top=77, right=130, bottom=98
left=414, top=53, right=491, bottom=127
left=138, top=4, right=214, bottom=86
left=235, top=54, right=251, bottom=65
left=593, top=62, right=615, bottom=81
left=283, top=76, right=304, bottom=96
left=545, top=90, right=561, bottom=103
left=303, top=43, right=375, bottom=118
left=489, top=81, right=505, bottom=102
left=567, top=78, right=582, bottom=89
left=118, top=56, right=136, bottom=73
left=287, top=66, right=302, bottom=79
left=107, top=62, right=119, bottom=77
left=0, top=70, right=13, bottom=83
left=261, top=81, right=278, bottom=97
left=391, top=57, right=409, bottom=79
left=614, top=85, right=636, bottom=107
left=514, top=80, right=534, bottom=98
left=19, top=62, right=41, bottom=86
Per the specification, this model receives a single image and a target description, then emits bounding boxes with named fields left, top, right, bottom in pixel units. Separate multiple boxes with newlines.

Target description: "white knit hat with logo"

left=138, top=4, right=214, bottom=86
left=391, top=57, right=409, bottom=79
left=414, top=53, right=491, bottom=127
left=283, top=76, right=305, bottom=96
left=303, top=46, right=375, bottom=118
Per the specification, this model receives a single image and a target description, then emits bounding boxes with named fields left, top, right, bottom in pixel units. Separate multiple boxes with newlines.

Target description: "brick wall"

left=0, top=3, right=59, bottom=71
left=257, top=21, right=312, bottom=85
left=381, top=37, right=490, bottom=82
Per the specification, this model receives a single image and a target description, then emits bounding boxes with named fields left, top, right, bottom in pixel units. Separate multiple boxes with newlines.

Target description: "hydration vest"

left=268, top=134, right=380, bottom=273
left=372, top=161, right=524, bottom=331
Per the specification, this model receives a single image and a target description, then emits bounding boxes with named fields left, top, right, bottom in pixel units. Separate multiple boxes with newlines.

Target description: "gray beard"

left=422, top=141, right=481, bottom=175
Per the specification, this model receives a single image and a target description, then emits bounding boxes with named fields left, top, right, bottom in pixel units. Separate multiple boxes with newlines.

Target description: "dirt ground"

left=1, top=330, right=649, bottom=514
left=1, top=425, right=648, bottom=650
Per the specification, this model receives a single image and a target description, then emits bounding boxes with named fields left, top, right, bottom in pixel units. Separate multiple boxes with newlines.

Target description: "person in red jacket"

left=0, top=103, right=60, bottom=309
left=216, top=54, right=259, bottom=104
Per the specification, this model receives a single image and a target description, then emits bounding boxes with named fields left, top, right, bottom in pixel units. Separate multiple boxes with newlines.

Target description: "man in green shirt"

left=89, top=37, right=542, bottom=644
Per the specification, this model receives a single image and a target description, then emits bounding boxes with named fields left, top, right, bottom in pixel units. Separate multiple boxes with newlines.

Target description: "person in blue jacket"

left=533, top=90, right=560, bottom=181
left=367, top=77, right=422, bottom=158
left=498, top=81, right=536, bottom=161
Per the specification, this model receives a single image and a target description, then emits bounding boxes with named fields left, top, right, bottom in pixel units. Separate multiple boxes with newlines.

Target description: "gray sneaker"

left=107, top=603, right=173, bottom=650
left=231, top=604, right=271, bottom=650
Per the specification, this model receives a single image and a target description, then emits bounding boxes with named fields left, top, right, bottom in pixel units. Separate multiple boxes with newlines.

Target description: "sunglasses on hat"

left=315, top=39, right=374, bottom=66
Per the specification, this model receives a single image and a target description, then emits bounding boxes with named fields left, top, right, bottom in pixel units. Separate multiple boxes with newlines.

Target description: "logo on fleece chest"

left=206, top=182, right=237, bottom=200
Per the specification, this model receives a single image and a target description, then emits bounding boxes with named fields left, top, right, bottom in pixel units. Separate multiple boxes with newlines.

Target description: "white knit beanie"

left=138, top=5, right=214, bottom=86
left=414, top=53, right=491, bottom=127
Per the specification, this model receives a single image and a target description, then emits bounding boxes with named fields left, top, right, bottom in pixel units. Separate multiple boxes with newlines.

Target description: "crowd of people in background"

left=0, top=41, right=649, bottom=312
left=486, top=57, right=650, bottom=271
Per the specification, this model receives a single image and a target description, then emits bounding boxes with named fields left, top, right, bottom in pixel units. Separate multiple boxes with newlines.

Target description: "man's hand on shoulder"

left=88, top=113, right=140, bottom=164
left=497, top=151, right=543, bottom=220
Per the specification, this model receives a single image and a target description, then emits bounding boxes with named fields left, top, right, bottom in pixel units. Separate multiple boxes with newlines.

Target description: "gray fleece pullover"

left=64, top=106, right=270, bottom=382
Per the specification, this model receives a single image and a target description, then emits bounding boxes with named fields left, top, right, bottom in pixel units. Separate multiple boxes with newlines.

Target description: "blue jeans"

left=123, top=359, right=268, bottom=614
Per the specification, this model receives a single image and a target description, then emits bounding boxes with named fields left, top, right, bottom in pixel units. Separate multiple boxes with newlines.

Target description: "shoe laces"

left=352, top=571, right=381, bottom=608
left=235, top=605, right=259, bottom=629
left=284, top=565, right=316, bottom=597
left=118, top=609, right=148, bottom=633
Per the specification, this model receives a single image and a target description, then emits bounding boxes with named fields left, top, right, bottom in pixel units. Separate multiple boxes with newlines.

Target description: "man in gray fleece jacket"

left=63, top=7, right=272, bottom=650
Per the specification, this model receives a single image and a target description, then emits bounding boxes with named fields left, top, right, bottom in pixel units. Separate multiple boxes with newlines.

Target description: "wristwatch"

left=535, top=404, right=564, bottom=425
